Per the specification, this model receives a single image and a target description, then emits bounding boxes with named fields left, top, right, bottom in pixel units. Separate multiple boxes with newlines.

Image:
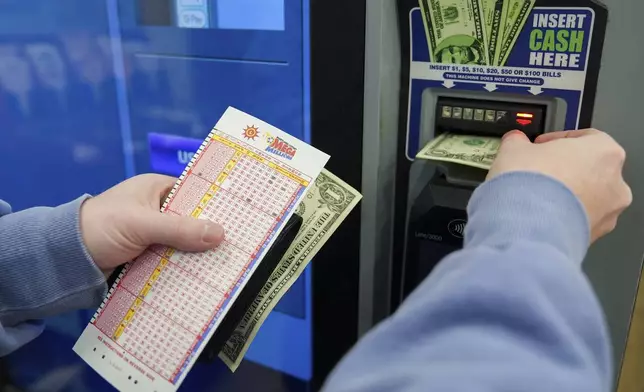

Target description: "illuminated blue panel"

left=170, top=0, right=285, bottom=30
left=2, top=0, right=313, bottom=389
left=122, top=0, right=312, bottom=379
left=216, top=0, right=285, bottom=30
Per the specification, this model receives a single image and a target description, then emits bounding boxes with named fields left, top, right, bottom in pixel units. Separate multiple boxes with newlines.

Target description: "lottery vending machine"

left=396, top=0, right=607, bottom=300
left=359, top=0, right=644, bottom=389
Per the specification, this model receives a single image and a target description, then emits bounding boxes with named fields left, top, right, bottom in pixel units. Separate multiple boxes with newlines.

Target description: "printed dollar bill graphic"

left=416, top=132, right=501, bottom=170
left=419, top=0, right=490, bottom=65
left=219, top=169, right=362, bottom=371
left=483, top=0, right=509, bottom=66
left=496, top=0, right=535, bottom=65
left=418, top=0, right=535, bottom=66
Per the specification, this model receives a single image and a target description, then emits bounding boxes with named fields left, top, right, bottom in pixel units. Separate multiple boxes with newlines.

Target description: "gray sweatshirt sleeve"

left=0, top=196, right=107, bottom=356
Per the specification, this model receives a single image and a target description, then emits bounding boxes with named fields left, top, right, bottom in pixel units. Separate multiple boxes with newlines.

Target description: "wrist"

left=466, top=171, right=590, bottom=265
left=37, top=195, right=107, bottom=310
left=79, top=196, right=110, bottom=275
left=75, top=195, right=109, bottom=277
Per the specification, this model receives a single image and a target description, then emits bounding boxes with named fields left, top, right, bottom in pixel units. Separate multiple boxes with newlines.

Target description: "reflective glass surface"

left=0, top=1, right=313, bottom=390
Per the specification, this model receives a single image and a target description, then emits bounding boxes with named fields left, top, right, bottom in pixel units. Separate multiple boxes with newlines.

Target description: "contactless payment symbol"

left=242, top=125, right=260, bottom=141
left=447, top=219, right=467, bottom=239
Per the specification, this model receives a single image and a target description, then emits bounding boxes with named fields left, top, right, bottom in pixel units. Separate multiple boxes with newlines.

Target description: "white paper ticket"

left=73, top=107, right=329, bottom=392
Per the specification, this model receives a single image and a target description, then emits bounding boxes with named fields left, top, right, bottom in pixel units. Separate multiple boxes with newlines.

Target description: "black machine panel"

left=403, top=206, right=466, bottom=298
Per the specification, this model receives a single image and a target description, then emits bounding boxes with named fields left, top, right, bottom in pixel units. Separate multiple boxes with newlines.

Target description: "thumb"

left=500, top=130, right=530, bottom=150
left=136, top=212, right=225, bottom=252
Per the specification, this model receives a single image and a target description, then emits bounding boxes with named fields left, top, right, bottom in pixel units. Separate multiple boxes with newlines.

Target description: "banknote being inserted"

left=416, top=132, right=501, bottom=170
left=219, top=169, right=362, bottom=371
left=419, top=0, right=491, bottom=65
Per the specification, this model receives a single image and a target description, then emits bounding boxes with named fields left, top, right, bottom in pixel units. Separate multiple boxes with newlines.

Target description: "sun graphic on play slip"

left=242, top=125, right=260, bottom=140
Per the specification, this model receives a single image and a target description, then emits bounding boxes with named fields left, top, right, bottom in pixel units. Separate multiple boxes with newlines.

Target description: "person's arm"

left=0, top=197, right=107, bottom=356
left=322, top=172, right=612, bottom=392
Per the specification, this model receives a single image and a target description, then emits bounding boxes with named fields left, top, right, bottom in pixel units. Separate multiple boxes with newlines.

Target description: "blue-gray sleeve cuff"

left=466, top=172, right=590, bottom=265
left=0, top=195, right=107, bottom=326
left=45, top=194, right=108, bottom=301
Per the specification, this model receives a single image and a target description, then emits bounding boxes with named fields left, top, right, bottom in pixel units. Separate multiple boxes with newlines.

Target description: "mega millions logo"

left=263, top=132, right=297, bottom=160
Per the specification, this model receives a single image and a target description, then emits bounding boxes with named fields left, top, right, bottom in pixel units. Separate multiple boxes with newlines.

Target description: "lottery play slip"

left=73, top=107, right=330, bottom=392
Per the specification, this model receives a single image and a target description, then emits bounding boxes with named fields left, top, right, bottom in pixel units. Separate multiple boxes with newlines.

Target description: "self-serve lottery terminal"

left=391, top=0, right=608, bottom=306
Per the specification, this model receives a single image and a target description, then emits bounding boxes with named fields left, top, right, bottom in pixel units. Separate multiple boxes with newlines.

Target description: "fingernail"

left=202, top=224, right=224, bottom=244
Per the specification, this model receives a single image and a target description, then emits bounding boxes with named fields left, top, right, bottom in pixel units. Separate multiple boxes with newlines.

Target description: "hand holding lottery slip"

left=73, top=107, right=362, bottom=392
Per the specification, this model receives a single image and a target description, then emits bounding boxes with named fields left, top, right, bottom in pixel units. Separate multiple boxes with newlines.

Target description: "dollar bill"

left=419, top=0, right=490, bottom=65
left=482, top=0, right=509, bottom=66
left=496, top=0, right=535, bottom=66
left=219, top=169, right=362, bottom=371
left=416, top=132, right=501, bottom=170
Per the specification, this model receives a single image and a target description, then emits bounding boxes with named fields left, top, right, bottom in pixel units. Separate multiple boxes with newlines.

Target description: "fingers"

left=137, top=212, right=225, bottom=252
left=127, top=173, right=180, bottom=208
left=535, top=129, right=602, bottom=144
left=623, top=182, right=634, bottom=209
left=150, top=175, right=180, bottom=203
left=614, top=179, right=634, bottom=217
left=502, top=129, right=530, bottom=142
left=590, top=181, right=632, bottom=244
left=499, top=130, right=530, bottom=149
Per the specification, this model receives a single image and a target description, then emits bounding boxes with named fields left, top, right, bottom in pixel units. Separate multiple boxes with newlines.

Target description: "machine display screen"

left=138, top=0, right=285, bottom=31
left=0, top=0, right=313, bottom=390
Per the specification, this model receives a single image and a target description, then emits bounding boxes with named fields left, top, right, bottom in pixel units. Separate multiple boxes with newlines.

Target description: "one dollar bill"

left=419, top=0, right=491, bottom=65
left=416, top=132, right=501, bottom=170
left=496, top=0, right=535, bottom=65
left=219, top=169, right=362, bottom=371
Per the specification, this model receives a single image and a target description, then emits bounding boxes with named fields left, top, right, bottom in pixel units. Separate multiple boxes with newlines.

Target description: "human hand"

left=488, top=129, right=632, bottom=243
left=80, top=174, right=225, bottom=274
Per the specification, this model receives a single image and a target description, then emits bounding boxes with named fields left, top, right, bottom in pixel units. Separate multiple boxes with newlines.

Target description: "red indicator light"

left=516, top=119, right=533, bottom=126
left=516, top=113, right=534, bottom=119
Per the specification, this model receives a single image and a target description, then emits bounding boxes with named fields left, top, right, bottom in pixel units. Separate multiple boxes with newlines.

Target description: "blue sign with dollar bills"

left=406, top=1, right=603, bottom=160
